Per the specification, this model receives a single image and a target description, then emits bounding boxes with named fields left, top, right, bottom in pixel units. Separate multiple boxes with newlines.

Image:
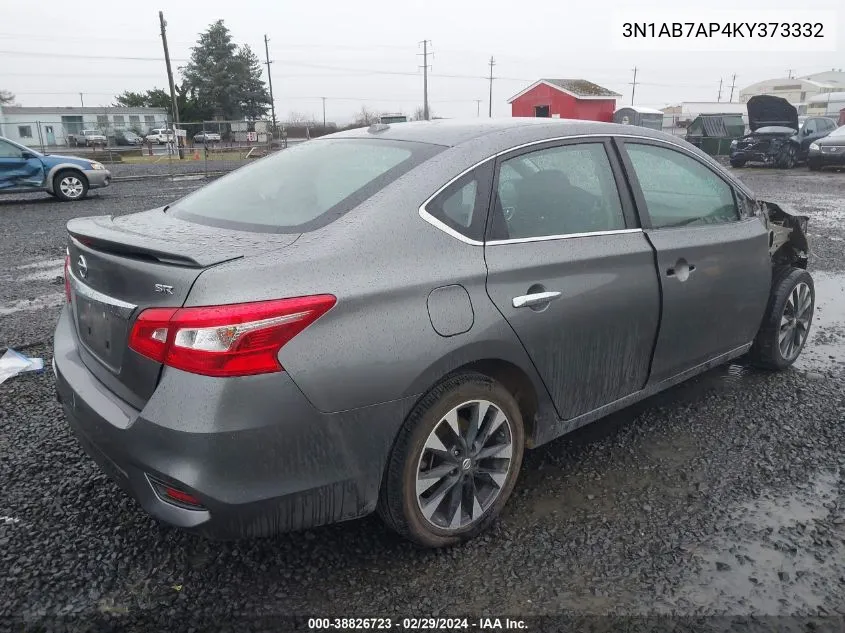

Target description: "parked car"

left=0, top=136, right=110, bottom=201
left=193, top=131, right=221, bottom=143
left=55, top=119, right=813, bottom=547
left=145, top=129, right=175, bottom=144
left=730, top=96, right=838, bottom=168
left=115, top=130, right=144, bottom=146
left=807, top=123, right=845, bottom=171
left=68, top=129, right=108, bottom=147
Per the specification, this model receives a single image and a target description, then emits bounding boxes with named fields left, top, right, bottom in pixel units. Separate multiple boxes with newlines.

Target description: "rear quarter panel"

left=185, top=146, right=552, bottom=416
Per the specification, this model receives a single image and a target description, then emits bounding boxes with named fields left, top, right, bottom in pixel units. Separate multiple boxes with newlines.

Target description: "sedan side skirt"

left=533, top=343, right=752, bottom=446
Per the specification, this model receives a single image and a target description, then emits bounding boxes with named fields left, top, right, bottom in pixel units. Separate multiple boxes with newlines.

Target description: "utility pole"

left=475, top=99, right=481, bottom=117
left=717, top=78, right=723, bottom=102
left=787, top=69, right=795, bottom=79
left=729, top=73, right=737, bottom=102
left=79, top=93, right=84, bottom=108
left=159, top=11, right=182, bottom=159
left=419, top=40, right=431, bottom=121
left=264, top=34, right=277, bottom=137
left=488, top=56, right=496, bottom=117
left=630, top=67, right=638, bottom=106
left=321, top=97, right=326, bottom=127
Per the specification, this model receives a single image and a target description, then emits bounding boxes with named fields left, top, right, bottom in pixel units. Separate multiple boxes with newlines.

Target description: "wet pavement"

left=0, top=168, right=843, bottom=629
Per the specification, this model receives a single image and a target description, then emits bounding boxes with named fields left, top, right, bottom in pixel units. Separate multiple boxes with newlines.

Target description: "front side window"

left=170, top=138, right=441, bottom=233
left=493, top=142, right=626, bottom=240
left=625, top=143, right=738, bottom=228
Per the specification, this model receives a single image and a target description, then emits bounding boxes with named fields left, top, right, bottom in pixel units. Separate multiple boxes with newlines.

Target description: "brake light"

left=128, top=295, right=336, bottom=377
left=63, top=252, right=71, bottom=303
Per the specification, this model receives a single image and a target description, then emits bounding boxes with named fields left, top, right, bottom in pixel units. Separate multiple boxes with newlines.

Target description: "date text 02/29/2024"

left=307, top=617, right=528, bottom=630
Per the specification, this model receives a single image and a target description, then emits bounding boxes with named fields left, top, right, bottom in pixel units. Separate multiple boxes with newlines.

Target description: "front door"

left=484, top=139, right=661, bottom=420
left=618, top=139, right=771, bottom=383
left=0, top=139, right=45, bottom=190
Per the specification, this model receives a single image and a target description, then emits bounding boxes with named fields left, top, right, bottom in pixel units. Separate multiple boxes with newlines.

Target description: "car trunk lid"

left=66, top=208, right=299, bottom=408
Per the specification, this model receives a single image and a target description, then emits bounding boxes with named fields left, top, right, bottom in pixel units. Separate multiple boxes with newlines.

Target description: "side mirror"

left=21, top=151, right=36, bottom=160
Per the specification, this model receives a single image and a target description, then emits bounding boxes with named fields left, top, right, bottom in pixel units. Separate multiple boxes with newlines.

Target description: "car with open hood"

left=730, top=95, right=837, bottom=168
left=807, top=122, right=845, bottom=170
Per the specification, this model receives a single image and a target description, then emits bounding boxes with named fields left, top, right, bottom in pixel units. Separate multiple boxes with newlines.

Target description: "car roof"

left=329, top=117, right=663, bottom=148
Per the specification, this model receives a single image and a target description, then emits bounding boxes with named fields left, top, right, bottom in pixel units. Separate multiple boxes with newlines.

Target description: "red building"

left=508, top=79, right=621, bottom=122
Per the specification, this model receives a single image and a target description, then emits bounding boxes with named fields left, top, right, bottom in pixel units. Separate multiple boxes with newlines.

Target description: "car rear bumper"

left=53, top=306, right=414, bottom=538
left=83, top=169, right=111, bottom=189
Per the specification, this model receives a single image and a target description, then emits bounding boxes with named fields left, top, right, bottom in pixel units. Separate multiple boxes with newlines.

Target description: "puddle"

left=675, top=470, right=843, bottom=615
left=795, top=271, right=845, bottom=371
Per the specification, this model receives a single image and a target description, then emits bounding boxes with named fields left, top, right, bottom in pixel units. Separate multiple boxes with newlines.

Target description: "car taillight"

left=63, top=251, right=71, bottom=303
left=128, top=295, right=336, bottom=377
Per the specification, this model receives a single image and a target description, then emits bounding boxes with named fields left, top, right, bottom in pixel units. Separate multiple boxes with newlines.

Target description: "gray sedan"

left=54, top=119, right=813, bottom=547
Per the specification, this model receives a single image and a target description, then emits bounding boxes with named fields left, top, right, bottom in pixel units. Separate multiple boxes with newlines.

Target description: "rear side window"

left=625, top=143, right=738, bottom=229
left=169, top=139, right=441, bottom=233
left=492, top=142, right=626, bottom=240
left=423, top=163, right=493, bottom=242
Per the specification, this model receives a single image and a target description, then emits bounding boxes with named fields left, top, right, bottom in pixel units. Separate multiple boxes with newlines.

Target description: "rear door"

left=484, top=139, right=661, bottom=420
left=617, top=139, right=771, bottom=383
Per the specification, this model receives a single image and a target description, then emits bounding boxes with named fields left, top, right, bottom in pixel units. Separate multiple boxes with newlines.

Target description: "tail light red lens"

left=128, top=295, right=336, bottom=377
left=63, top=252, right=72, bottom=303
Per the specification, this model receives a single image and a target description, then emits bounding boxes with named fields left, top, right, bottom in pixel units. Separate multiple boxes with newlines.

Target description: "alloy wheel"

left=415, top=399, right=513, bottom=531
left=779, top=281, right=812, bottom=360
left=59, top=176, right=84, bottom=199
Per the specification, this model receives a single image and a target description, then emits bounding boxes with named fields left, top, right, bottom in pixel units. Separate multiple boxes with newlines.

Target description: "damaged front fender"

left=758, top=199, right=809, bottom=268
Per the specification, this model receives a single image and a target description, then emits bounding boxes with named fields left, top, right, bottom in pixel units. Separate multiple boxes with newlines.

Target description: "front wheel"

left=749, top=267, right=814, bottom=370
left=776, top=145, right=797, bottom=169
left=378, top=373, right=525, bottom=547
left=730, top=159, right=746, bottom=168
left=53, top=170, right=89, bottom=202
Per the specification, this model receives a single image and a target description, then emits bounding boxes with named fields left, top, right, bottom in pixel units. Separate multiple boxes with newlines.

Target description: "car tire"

left=808, top=162, right=821, bottom=172
left=777, top=145, right=797, bottom=169
left=749, top=267, right=814, bottom=370
left=53, top=170, right=89, bottom=202
left=730, top=159, right=746, bottom=168
left=378, top=372, right=525, bottom=548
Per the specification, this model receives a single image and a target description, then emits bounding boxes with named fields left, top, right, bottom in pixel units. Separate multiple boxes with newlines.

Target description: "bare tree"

left=0, top=90, right=16, bottom=106
left=354, top=106, right=379, bottom=127
left=413, top=106, right=433, bottom=121
left=286, top=111, right=315, bottom=125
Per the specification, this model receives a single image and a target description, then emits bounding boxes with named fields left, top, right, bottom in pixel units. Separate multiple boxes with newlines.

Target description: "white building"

left=738, top=71, right=845, bottom=105
left=0, top=106, right=169, bottom=147
left=806, top=91, right=845, bottom=117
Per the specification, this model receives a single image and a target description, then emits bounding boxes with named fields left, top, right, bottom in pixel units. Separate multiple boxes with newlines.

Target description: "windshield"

left=168, top=138, right=442, bottom=233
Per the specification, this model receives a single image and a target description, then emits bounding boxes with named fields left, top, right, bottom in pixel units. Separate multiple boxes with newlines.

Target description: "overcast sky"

left=1, top=0, right=842, bottom=123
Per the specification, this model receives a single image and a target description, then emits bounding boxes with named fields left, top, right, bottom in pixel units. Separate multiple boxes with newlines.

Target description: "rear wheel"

left=53, top=170, right=88, bottom=202
left=749, top=267, right=814, bottom=370
left=378, top=372, right=525, bottom=547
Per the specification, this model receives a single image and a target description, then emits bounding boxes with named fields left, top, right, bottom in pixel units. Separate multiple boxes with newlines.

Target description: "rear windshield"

left=168, top=138, right=441, bottom=233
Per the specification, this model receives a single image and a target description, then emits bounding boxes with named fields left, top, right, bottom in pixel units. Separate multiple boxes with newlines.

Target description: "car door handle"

left=512, top=291, right=561, bottom=308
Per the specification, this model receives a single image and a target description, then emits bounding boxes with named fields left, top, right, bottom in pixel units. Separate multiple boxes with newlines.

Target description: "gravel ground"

left=1, top=168, right=844, bottom=631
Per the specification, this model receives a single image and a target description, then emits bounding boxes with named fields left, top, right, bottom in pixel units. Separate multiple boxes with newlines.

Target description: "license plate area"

left=74, top=294, right=129, bottom=372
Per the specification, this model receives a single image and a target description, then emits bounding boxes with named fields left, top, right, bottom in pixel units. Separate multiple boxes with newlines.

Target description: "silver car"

left=54, top=119, right=813, bottom=547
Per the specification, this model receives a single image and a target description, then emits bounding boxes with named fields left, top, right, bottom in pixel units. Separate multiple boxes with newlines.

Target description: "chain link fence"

left=0, top=119, right=322, bottom=180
